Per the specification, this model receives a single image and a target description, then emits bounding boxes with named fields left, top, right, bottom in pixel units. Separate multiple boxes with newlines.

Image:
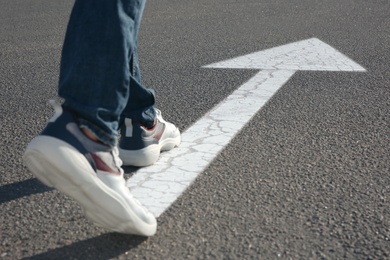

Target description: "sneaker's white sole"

left=119, top=135, right=181, bottom=167
left=23, top=136, right=156, bottom=236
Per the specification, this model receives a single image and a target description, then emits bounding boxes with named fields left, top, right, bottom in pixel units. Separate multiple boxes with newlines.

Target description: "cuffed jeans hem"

left=78, top=118, right=118, bottom=147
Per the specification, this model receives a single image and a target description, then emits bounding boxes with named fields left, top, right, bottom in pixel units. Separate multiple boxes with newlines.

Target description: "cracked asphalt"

left=0, top=0, right=389, bottom=259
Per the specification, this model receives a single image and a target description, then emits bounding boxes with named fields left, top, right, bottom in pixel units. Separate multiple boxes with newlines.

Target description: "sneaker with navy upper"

left=23, top=100, right=157, bottom=236
left=119, top=109, right=181, bottom=167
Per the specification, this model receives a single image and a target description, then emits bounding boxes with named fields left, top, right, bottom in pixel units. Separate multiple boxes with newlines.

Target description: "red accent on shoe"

left=90, top=153, right=121, bottom=175
left=153, top=124, right=166, bottom=141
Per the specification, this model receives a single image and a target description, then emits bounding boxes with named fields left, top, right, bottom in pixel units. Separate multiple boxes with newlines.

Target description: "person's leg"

left=117, top=0, right=181, bottom=166
left=23, top=0, right=157, bottom=236
left=119, top=0, right=156, bottom=127
left=59, top=0, right=151, bottom=146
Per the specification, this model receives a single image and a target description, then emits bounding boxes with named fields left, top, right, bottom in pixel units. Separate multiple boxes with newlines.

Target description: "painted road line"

left=127, top=38, right=366, bottom=217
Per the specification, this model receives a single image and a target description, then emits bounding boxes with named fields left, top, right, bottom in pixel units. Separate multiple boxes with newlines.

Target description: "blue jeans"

left=58, top=0, right=156, bottom=147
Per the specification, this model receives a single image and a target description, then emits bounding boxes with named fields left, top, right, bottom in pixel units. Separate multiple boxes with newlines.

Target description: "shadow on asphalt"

left=22, top=233, right=147, bottom=260
left=122, top=165, right=141, bottom=175
left=0, top=167, right=140, bottom=205
left=0, top=178, right=53, bottom=204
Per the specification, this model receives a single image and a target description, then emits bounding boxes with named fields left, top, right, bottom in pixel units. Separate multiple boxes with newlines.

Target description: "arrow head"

left=204, top=38, right=366, bottom=72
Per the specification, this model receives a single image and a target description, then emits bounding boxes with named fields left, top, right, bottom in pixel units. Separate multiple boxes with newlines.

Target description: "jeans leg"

left=120, top=0, right=156, bottom=128
left=58, top=0, right=153, bottom=146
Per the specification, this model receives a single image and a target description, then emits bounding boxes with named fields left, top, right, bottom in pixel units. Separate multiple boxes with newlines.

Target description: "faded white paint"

left=127, top=38, right=366, bottom=217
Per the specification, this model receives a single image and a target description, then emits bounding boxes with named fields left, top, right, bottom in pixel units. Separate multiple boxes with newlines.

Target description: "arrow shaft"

left=127, top=69, right=296, bottom=217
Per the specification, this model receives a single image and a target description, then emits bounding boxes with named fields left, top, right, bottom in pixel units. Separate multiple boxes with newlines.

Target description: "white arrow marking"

left=127, top=38, right=366, bottom=217
left=204, top=38, right=366, bottom=71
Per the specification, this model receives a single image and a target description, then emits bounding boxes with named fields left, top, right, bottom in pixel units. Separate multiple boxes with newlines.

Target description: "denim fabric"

left=58, top=0, right=156, bottom=146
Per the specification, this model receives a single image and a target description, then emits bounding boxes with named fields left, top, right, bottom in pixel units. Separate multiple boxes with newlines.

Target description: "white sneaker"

left=23, top=101, right=156, bottom=236
left=119, top=109, right=181, bottom=166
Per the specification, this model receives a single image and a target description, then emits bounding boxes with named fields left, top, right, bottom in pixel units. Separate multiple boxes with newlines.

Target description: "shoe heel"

left=23, top=150, right=55, bottom=188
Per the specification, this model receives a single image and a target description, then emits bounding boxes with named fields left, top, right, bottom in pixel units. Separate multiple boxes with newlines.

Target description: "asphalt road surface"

left=0, top=0, right=389, bottom=259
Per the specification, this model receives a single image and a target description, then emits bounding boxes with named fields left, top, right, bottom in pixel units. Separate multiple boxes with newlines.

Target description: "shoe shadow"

left=0, top=178, right=52, bottom=204
left=122, top=166, right=141, bottom=175
left=23, top=233, right=147, bottom=260
left=0, top=167, right=141, bottom=205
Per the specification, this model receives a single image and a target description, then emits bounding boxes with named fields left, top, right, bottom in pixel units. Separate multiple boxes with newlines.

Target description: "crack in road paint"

left=127, top=38, right=366, bottom=217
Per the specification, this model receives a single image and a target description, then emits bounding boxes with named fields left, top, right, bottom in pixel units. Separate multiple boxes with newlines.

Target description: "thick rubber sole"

left=119, top=134, right=181, bottom=167
left=23, top=136, right=156, bottom=236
